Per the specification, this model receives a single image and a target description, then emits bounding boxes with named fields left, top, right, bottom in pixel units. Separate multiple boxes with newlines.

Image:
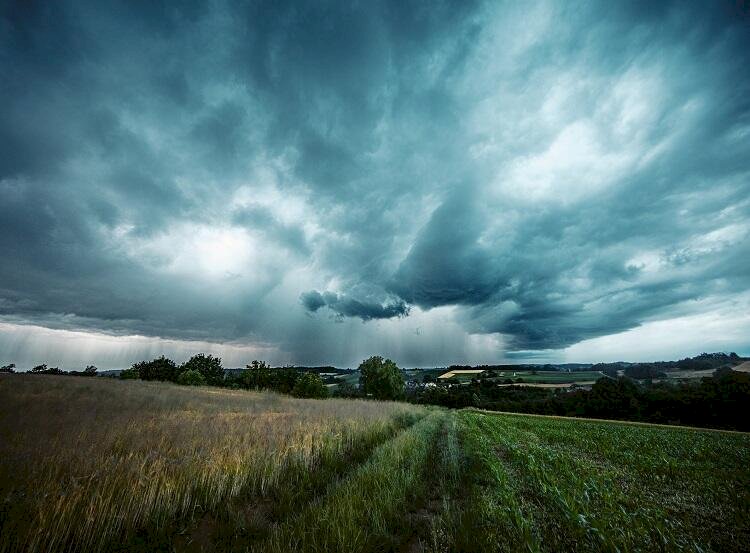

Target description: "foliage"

left=291, top=372, right=329, bottom=399
left=69, top=365, right=98, bottom=377
left=438, top=411, right=750, bottom=553
left=119, top=367, right=139, bottom=380
left=177, top=369, right=206, bottom=386
left=180, top=354, right=224, bottom=386
left=131, top=356, right=180, bottom=382
left=1, top=374, right=748, bottom=552
left=359, top=356, right=404, bottom=400
left=0, top=363, right=15, bottom=373
left=332, top=381, right=360, bottom=398
left=247, top=359, right=269, bottom=370
left=236, top=366, right=300, bottom=393
left=29, top=364, right=64, bottom=375
left=623, top=364, right=666, bottom=379
left=412, top=371, right=750, bottom=431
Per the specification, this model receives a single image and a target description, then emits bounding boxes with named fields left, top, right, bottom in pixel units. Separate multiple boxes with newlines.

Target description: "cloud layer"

left=1, top=1, right=749, bottom=367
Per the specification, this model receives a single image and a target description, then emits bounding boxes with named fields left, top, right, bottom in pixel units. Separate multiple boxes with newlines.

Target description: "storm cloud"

left=301, top=290, right=409, bottom=321
left=1, top=1, right=749, bottom=367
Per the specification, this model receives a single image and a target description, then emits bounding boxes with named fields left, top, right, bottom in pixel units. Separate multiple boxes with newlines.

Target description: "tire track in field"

left=117, top=412, right=427, bottom=553
left=254, top=411, right=448, bottom=553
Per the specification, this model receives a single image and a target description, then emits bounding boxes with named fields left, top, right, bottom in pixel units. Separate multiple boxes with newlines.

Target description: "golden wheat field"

left=0, top=374, right=423, bottom=552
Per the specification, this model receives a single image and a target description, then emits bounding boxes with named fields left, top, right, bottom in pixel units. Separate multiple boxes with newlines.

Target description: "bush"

left=292, top=372, right=329, bottom=399
left=180, top=354, right=224, bottom=386
left=119, top=367, right=140, bottom=380
left=240, top=367, right=299, bottom=393
left=177, top=369, right=206, bottom=386
left=132, top=356, right=180, bottom=382
left=333, top=381, right=360, bottom=398
left=30, top=364, right=64, bottom=375
left=359, top=356, right=404, bottom=400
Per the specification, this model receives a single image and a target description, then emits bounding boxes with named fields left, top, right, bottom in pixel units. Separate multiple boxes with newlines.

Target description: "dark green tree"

left=119, top=367, right=140, bottom=380
left=332, top=381, right=359, bottom=398
left=133, top=356, right=180, bottom=382
left=30, top=364, right=64, bottom=375
left=181, top=354, right=224, bottom=386
left=0, top=363, right=15, bottom=373
left=292, top=372, right=329, bottom=399
left=359, top=356, right=404, bottom=400
left=240, top=366, right=299, bottom=393
left=177, top=369, right=206, bottom=386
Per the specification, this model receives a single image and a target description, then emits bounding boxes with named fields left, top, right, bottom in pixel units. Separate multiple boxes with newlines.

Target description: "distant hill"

left=224, top=366, right=354, bottom=377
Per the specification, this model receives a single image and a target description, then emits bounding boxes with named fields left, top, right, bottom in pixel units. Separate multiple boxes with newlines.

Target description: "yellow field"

left=0, top=375, right=421, bottom=552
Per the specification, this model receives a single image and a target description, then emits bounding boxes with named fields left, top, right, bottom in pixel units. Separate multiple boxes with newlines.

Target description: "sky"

left=1, top=1, right=749, bottom=369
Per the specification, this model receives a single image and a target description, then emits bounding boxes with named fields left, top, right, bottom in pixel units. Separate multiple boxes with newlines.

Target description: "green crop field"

left=1, top=375, right=748, bottom=552
left=500, top=370, right=605, bottom=383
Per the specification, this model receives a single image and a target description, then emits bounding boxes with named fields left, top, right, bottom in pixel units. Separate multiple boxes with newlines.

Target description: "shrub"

left=292, top=372, right=329, bottom=399
left=240, top=367, right=299, bottom=393
left=132, top=356, right=180, bottom=382
left=30, top=364, right=64, bottom=375
left=180, top=354, right=224, bottom=386
left=333, top=381, right=360, bottom=398
left=177, top=369, right=206, bottom=386
left=119, top=367, right=140, bottom=380
left=359, top=356, right=404, bottom=400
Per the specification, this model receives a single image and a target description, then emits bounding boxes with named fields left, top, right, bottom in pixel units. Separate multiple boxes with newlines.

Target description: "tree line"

left=4, top=352, right=747, bottom=430
left=1, top=355, right=406, bottom=401
left=410, top=368, right=750, bottom=431
left=1, top=363, right=99, bottom=376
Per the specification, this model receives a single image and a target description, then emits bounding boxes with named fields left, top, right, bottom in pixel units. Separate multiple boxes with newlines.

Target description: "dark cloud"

left=301, top=291, right=409, bottom=321
left=1, top=0, right=749, bottom=365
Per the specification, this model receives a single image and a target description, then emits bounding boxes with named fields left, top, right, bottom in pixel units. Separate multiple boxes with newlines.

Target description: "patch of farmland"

left=496, top=381, right=597, bottom=389
left=437, top=411, right=750, bottom=553
left=665, top=368, right=717, bottom=379
left=0, top=375, right=423, bottom=553
left=501, top=370, right=606, bottom=384
left=1, top=375, right=747, bottom=552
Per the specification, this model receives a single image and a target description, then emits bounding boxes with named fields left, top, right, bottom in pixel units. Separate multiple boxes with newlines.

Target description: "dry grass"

left=0, top=374, right=422, bottom=553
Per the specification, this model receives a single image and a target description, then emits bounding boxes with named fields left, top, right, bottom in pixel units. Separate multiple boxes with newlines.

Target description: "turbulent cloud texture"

left=1, top=1, right=749, bottom=367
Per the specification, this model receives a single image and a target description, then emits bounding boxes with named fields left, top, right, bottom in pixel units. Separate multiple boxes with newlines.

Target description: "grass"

left=1, top=375, right=748, bottom=552
left=437, top=411, right=750, bottom=553
left=0, top=375, right=423, bottom=553
left=501, top=370, right=605, bottom=383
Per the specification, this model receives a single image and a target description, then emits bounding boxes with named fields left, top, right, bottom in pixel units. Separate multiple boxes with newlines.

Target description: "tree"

left=359, top=356, right=404, bottom=400
left=119, top=367, right=139, bottom=380
left=0, top=363, right=15, bottom=373
left=177, top=369, right=206, bottom=386
left=30, top=364, right=63, bottom=375
left=247, top=360, right=269, bottom=370
left=133, top=356, right=180, bottom=382
left=332, top=381, right=359, bottom=398
left=292, top=372, right=329, bottom=399
left=181, top=354, right=224, bottom=386
left=70, top=365, right=98, bottom=377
